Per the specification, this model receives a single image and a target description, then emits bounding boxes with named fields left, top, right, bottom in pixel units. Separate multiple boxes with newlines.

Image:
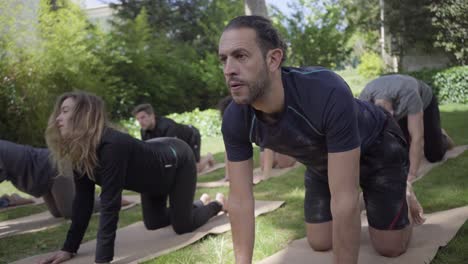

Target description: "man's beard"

left=234, top=65, right=271, bottom=105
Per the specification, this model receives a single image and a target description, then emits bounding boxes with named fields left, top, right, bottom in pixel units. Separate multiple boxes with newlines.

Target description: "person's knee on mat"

left=425, top=151, right=445, bottom=163
left=143, top=219, right=169, bottom=231
left=373, top=242, right=407, bottom=257
left=172, top=223, right=193, bottom=235
left=307, top=236, right=332, bottom=252
left=306, top=221, right=333, bottom=252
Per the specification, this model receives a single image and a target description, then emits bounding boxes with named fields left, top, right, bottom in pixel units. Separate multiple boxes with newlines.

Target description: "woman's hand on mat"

left=37, top=250, right=72, bottom=264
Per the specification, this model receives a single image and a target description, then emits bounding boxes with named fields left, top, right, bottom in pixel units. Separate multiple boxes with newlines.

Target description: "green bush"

left=167, top=108, right=222, bottom=138
left=357, top=52, right=385, bottom=79
left=433, top=66, right=468, bottom=104
left=118, top=118, right=141, bottom=140
left=405, top=68, right=440, bottom=86
left=119, top=108, right=222, bottom=140
left=407, top=66, right=468, bottom=104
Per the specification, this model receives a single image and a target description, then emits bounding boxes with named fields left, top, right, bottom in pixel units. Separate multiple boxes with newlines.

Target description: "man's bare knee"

left=374, top=243, right=407, bottom=257
left=306, top=222, right=332, bottom=252
left=307, top=236, right=332, bottom=252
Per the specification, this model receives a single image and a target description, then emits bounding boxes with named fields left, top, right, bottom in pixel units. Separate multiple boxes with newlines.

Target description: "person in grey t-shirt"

left=360, top=74, right=454, bottom=181
left=0, top=139, right=104, bottom=218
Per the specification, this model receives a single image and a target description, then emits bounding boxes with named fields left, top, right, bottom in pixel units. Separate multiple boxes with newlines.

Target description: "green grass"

left=1, top=103, right=467, bottom=263
left=201, top=136, right=225, bottom=156
left=0, top=204, right=47, bottom=222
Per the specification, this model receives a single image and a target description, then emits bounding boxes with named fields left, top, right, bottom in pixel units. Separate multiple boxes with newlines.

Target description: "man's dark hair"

left=132, top=103, right=154, bottom=116
left=224, top=15, right=287, bottom=65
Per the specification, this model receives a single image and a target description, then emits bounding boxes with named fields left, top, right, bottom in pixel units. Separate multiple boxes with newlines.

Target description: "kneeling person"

left=133, top=103, right=216, bottom=173
left=41, top=92, right=225, bottom=264
left=219, top=15, right=423, bottom=263
left=360, top=74, right=454, bottom=181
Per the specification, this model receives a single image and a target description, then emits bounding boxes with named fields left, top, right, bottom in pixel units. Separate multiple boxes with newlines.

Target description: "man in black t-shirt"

left=132, top=104, right=216, bottom=173
left=218, top=16, right=424, bottom=264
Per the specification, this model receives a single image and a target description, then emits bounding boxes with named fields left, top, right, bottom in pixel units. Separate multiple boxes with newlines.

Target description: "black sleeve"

left=162, top=118, right=181, bottom=138
left=94, top=144, right=127, bottom=263
left=61, top=174, right=95, bottom=254
left=323, top=84, right=360, bottom=153
left=221, top=105, right=253, bottom=162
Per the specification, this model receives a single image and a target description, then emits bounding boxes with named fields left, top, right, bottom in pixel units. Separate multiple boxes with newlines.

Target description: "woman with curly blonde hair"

left=40, top=91, right=225, bottom=264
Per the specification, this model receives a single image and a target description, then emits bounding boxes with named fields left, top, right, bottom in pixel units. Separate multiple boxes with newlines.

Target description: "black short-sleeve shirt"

left=222, top=67, right=386, bottom=176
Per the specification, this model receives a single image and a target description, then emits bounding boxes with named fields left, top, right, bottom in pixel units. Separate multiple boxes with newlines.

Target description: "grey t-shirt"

left=359, top=74, right=433, bottom=120
left=0, top=140, right=54, bottom=197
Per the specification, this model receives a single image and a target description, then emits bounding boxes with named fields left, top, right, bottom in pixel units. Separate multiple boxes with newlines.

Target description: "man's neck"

left=252, top=71, right=284, bottom=114
left=147, top=116, right=157, bottom=131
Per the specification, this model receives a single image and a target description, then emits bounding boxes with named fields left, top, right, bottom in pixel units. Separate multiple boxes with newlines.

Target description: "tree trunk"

left=244, top=0, right=268, bottom=17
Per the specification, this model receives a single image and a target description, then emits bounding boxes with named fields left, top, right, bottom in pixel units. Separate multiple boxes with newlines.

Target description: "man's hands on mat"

left=37, top=250, right=72, bottom=264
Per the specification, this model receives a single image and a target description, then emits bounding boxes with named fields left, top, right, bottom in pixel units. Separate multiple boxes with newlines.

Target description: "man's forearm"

left=331, top=197, right=361, bottom=264
left=229, top=197, right=255, bottom=264
left=409, top=138, right=423, bottom=177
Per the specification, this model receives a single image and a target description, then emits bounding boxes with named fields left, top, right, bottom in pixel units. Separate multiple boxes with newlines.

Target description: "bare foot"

left=406, top=182, right=426, bottom=225
left=8, top=193, right=34, bottom=206
left=441, top=128, right=455, bottom=150
left=121, top=198, right=133, bottom=207
left=207, top=153, right=216, bottom=167
left=253, top=174, right=265, bottom=184
left=215, top=193, right=228, bottom=212
left=200, top=193, right=211, bottom=205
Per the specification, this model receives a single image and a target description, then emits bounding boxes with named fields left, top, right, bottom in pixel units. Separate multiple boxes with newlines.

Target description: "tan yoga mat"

left=197, top=163, right=302, bottom=188
left=0, top=195, right=141, bottom=239
left=0, top=196, right=43, bottom=213
left=414, top=145, right=468, bottom=182
left=197, top=162, right=225, bottom=177
left=13, top=200, right=284, bottom=264
left=259, top=205, right=468, bottom=264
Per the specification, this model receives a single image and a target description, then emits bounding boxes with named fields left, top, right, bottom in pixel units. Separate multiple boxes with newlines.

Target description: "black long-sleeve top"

left=141, top=116, right=196, bottom=144
left=61, top=128, right=180, bottom=263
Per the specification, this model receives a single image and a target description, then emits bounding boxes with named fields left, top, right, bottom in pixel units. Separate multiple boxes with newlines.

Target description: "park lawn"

left=0, top=104, right=467, bottom=263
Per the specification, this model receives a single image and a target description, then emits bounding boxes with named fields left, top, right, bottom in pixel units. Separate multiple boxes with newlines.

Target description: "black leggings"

left=141, top=139, right=221, bottom=234
left=398, top=95, right=448, bottom=162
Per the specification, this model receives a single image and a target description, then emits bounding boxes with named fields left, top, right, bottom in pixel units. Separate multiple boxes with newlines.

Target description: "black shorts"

left=304, top=115, right=410, bottom=230
left=188, top=126, right=201, bottom=162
